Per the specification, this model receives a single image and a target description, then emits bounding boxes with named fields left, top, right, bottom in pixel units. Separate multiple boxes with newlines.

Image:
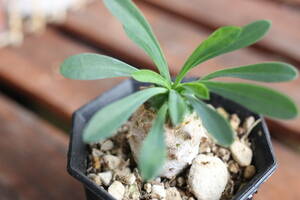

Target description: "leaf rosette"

left=60, top=0, right=298, bottom=180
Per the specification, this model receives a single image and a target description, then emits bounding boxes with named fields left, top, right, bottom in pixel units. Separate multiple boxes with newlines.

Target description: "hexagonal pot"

left=67, top=78, right=277, bottom=200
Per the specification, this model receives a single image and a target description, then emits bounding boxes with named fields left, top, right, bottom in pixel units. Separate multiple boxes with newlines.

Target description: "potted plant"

left=62, top=0, right=298, bottom=200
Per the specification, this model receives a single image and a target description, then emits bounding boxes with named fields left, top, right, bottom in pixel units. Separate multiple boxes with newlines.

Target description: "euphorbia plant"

left=61, top=0, right=298, bottom=180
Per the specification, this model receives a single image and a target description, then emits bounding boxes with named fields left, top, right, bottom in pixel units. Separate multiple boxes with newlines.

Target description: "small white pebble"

left=230, top=140, right=253, bottom=167
left=98, top=171, right=113, bottom=186
left=166, top=187, right=182, bottom=200
left=93, top=175, right=102, bottom=185
left=144, top=183, right=152, bottom=193
left=152, top=184, right=166, bottom=199
left=216, top=107, right=229, bottom=119
left=108, top=181, right=125, bottom=200
left=88, top=173, right=97, bottom=179
left=228, top=161, right=239, bottom=174
left=101, top=140, right=114, bottom=151
left=230, top=114, right=240, bottom=130
left=119, top=173, right=136, bottom=185
left=217, top=147, right=231, bottom=162
left=211, top=144, right=218, bottom=153
left=188, top=154, right=229, bottom=200
left=125, top=183, right=140, bottom=200
left=243, top=116, right=255, bottom=132
left=126, top=173, right=136, bottom=185
left=88, top=173, right=101, bottom=185
left=92, top=148, right=103, bottom=157
left=199, top=139, right=211, bottom=154
left=154, top=177, right=161, bottom=183
left=177, top=177, right=185, bottom=187
left=103, top=155, right=121, bottom=170
left=115, top=167, right=131, bottom=178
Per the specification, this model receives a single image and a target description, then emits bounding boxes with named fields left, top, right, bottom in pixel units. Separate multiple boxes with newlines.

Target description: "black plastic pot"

left=67, top=79, right=277, bottom=200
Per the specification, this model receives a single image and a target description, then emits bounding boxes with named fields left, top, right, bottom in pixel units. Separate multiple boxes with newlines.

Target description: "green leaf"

left=139, top=103, right=168, bottom=180
left=187, top=96, right=234, bottom=147
left=175, top=20, right=271, bottom=85
left=221, top=20, right=271, bottom=54
left=175, top=26, right=241, bottom=84
left=147, top=93, right=168, bottom=110
left=83, top=87, right=168, bottom=143
left=103, top=0, right=171, bottom=81
left=201, top=62, right=298, bottom=82
left=202, top=81, right=298, bottom=119
left=168, top=90, right=187, bottom=126
left=60, top=53, right=138, bottom=80
left=132, top=70, right=171, bottom=88
left=180, top=82, right=210, bottom=99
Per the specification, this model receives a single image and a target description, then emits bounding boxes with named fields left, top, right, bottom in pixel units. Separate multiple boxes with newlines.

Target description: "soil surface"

left=86, top=105, right=257, bottom=200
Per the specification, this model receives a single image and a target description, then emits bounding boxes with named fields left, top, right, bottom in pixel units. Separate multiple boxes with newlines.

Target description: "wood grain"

left=0, top=94, right=84, bottom=199
left=255, top=141, right=300, bottom=199
left=271, top=0, right=300, bottom=5
left=0, top=29, right=125, bottom=123
left=142, top=0, right=300, bottom=64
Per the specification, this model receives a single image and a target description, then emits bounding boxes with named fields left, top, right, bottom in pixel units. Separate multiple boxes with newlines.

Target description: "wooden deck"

left=0, top=0, right=299, bottom=199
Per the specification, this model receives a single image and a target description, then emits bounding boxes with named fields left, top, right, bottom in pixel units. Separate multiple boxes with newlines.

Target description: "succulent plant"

left=60, top=0, right=298, bottom=180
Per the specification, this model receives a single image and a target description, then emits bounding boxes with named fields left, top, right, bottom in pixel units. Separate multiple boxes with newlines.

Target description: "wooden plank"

left=0, top=1, right=6, bottom=32
left=0, top=29, right=124, bottom=123
left=0, top=94, right=84, bottom=199
left=255, top=141, right=300, bottom=199
left=271, top=0, right=300, bottom=5
left=59, top=1, right=300, bottom=141
left=142, top=0, right=300, bottom=64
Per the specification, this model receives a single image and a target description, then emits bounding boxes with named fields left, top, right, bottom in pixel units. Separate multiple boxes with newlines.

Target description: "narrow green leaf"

left=202, top=81, right=298, bottom=119
left=147, top=93, right=168, bottom=110
left=175, top=20, right=271, bottom=85
left=60, top=53, right=138, bottom=80
left=132, top=70, right=171, bottom=88
left=103, top=0, right=171, bottom=81
left=168, top=90, right=187, bottom=126
left=184, top=26, right=242, bottom=67
left=139, top=103, right=168, bottom=180
left=180, top=82, right=210, bottom=99
left=83, top=87, right=168, bottom=143
left=175, top=26, right=241, bottom=84
left=201, top=62, right=298, bottom=82
left=221, top=20, right=271, bottom=54
left=187, top=96, right=234, bottom=147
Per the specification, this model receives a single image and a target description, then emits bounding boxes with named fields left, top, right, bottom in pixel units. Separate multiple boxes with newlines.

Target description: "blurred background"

left=0, top=0, right=299, bottom=199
